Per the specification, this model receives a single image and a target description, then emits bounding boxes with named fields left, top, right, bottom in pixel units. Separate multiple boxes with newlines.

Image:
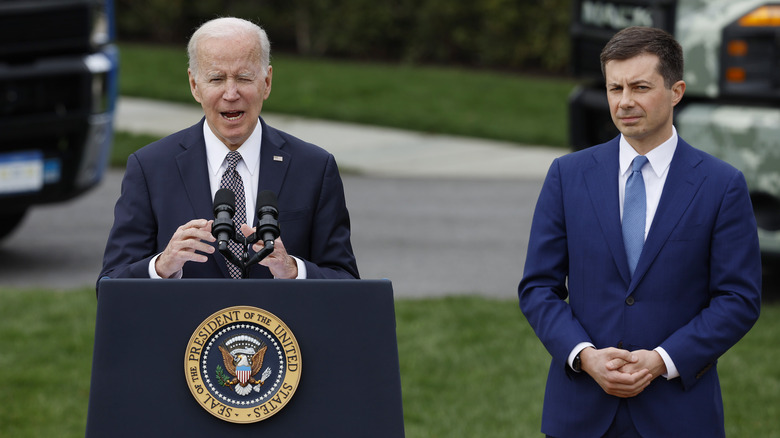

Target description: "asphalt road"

left=0, top=170, right=543, bottom=299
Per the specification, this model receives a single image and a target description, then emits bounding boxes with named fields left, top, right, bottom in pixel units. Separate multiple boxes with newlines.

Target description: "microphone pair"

left=212, top=188, right=280, bottom=273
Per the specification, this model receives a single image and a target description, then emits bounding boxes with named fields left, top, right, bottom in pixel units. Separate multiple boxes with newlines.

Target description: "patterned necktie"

left=219, top=151, right=246, bottom=279
left=623, top=155, right=648, bottom=277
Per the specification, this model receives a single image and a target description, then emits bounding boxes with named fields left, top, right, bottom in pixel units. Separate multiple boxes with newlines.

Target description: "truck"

left=0, top=0, right=118, bottom=240
left=569, top=0, right=780, bottom=282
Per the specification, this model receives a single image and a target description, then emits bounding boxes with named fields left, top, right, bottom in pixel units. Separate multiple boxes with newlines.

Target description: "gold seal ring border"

left=184, top=305, right=302, bottom=424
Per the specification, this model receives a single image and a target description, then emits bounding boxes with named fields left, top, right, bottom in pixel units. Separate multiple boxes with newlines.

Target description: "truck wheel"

left=762, top=254, right=780, bottom=302
left=0, top=210, right=27, bottom=241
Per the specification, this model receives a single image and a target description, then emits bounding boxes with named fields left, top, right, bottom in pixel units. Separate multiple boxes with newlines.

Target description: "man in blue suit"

left=519, top=27, right=760, bottom=437
left=100, top=17, right=358, bottom=283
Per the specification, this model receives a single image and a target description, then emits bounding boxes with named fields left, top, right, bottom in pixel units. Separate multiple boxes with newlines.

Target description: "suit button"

left=625, top=296, right=635, bottom=306
left=617, top=341, right=624, bottom=349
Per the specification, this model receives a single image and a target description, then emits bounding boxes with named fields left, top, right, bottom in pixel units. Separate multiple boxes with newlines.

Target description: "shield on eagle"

left=236, top=365, right=251, bottom=385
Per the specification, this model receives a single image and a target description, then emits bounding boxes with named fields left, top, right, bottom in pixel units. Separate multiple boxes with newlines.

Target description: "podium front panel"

left=86, top=279, right=404, bottom=437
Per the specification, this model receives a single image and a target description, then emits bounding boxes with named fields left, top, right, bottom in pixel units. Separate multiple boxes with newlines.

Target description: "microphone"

left=212, top=188, right=236, bottom=252
left=245, top=190, right=280, bottom=266
left=256, top=190, right=281, bottom=247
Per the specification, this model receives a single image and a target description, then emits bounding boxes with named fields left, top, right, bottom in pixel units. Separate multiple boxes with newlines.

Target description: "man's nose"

left=223, top=80, right=240, bottom=100
left=619, top=90, right=634, bottom=108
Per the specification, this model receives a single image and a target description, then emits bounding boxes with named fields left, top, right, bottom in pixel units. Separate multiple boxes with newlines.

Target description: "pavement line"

left=115, top=96, right=564, bottom=180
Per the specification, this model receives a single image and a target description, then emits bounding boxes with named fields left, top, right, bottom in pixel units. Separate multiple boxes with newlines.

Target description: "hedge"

left=115, top=0, right=572, bottom=73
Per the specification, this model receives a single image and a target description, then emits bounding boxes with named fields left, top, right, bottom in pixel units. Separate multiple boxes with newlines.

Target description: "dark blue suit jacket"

left=519, top=136, right=761, bottom=437
left=100, top=117, right=358, bottom=283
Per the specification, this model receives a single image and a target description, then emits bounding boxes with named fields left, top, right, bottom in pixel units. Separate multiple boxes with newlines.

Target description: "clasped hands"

left=155, top=219, right=298, bottom=279
left=579, top=346, right=667, bottom=398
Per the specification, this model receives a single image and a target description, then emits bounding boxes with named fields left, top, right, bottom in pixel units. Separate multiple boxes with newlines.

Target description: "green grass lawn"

left=1, top=288, right=778, bottom=437
left=118, top=43, right=576, bottom=148
left=111, top=131, right=161, bottom=167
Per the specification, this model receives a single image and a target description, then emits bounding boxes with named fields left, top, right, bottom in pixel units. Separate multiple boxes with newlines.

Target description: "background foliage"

left=115, top=0, right=572, bottom=73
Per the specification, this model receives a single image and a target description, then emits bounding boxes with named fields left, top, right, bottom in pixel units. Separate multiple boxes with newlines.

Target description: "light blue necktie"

left=623, top=155, right=648, bottom=277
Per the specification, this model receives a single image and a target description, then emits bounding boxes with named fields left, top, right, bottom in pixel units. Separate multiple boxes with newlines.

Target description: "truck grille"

left=0, top=0, right=95, bottom=59
left=1, top=73, right=86, bottom=118
left=0, top=59, right=90, bottom=117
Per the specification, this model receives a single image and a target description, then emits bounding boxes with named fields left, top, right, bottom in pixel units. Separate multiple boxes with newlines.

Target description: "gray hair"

left=187, top=17, right=271, bottom=78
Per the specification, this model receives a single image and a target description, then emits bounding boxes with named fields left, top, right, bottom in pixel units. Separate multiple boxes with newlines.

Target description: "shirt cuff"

left=148, top=253, right=183, bottom=279
left=568, top=342, right=595, bottom=371
left=290, top=256, right=307, bottom=279
left=654, top=347, right=679, bottom=379
left=150, top=253, right=305, bottom=279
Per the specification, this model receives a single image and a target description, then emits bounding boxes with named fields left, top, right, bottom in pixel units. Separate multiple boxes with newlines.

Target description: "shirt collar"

left=204, top=119, right=263, bottom=177
left=619, top=126, right=677, bottom=178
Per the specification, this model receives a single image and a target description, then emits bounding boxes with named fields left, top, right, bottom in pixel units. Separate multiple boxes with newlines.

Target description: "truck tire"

left=0, top=209, right=27, bottom=241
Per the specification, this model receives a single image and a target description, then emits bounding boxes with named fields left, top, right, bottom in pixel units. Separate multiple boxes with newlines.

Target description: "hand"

left=618, top=349, right=667, bottom=378
left=155, top=219, right=215, bottom=278
left=580, top=347, right=653, bottom=398
left=240, top=224, right=299, bottom=279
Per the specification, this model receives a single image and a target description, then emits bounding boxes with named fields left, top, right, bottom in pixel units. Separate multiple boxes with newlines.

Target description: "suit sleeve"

left=659, top=170, right=761, bottom=390
left=518, top=158, right=592, bottom=364
left=98, top=153, right=159, bottom=285
left=299, top=154, right=359, bottom=279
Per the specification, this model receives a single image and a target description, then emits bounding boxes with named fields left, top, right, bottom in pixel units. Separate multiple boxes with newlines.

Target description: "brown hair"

left=600, top=26, right=683, bottom=88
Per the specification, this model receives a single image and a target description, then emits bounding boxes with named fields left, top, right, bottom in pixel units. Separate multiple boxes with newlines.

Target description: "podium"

left=86, top=279, right=405, bottom=437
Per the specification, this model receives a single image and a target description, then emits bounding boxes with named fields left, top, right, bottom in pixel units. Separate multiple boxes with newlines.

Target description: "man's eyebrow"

left=607, top=79, right=654, bottom=87
left=628, top=79, right=653, bottom=86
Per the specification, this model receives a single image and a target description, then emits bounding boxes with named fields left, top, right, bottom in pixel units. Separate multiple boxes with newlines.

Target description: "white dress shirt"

left=149, top=120, right=306, bottom=279
left=569, top=127, right=680, bottom=379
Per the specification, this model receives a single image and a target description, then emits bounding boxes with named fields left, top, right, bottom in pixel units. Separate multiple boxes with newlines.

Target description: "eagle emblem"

left=186, top=306, right=302, bottom=423
left=217, top=334, right=273, bottom=396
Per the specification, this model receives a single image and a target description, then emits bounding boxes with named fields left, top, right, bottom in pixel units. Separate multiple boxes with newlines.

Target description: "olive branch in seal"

left=215, top=365, right=231, bottom=386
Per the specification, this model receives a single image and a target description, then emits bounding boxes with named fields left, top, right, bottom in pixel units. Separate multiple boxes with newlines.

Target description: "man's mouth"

left=221, top=111, right=244, bottom=121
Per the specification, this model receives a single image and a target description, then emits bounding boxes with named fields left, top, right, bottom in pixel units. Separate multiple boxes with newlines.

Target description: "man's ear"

left=263, top=65, right=273, bottom=100
left=671, top=80, right=686, bottom=107
left=188, top=69, right=202, bottom=104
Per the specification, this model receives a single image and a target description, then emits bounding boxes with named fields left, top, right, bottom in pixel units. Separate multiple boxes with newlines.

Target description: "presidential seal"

left=185, top=306, right=302, bottom=423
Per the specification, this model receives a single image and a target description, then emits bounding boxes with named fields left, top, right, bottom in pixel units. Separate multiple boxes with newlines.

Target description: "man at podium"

left=99, top=17, right=358, bottom=285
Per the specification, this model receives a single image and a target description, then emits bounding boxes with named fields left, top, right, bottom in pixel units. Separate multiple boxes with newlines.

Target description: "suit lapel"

left=255, top=117, right=291, bottom=225
left=175, top=118, right=230, bottom=277
left=583, top=138, right=632, bottom=285
left=175, top=120, right=213, bottom=220
left=630, top=139, right=704, bottom=291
